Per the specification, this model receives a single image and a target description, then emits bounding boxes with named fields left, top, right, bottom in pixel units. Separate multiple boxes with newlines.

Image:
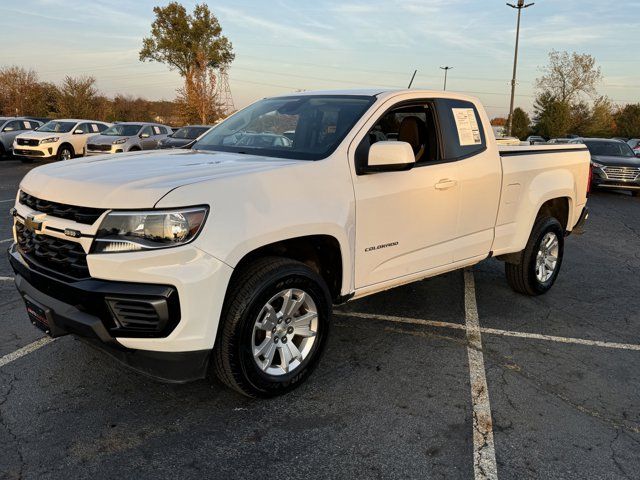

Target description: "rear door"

left=433, top=99, right=502, bottom=262
left=351, top=99, right=461, bottom=288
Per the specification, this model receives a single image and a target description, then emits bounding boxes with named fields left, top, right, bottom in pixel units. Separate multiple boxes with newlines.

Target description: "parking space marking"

left=0, top=276, right=14, bottom=282
left=464, top=269, right=498, bottom=480
left=0, top=199, right=14, bottom=204
left=0, top=238, right=13, bottom=244
left=0, top=337, right=55, bottom=368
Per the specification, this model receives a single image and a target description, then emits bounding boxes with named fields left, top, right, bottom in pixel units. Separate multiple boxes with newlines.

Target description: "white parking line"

left=0, top=238, right=13, bottom=244
left=335, top=311, right=640, bottom=352
left=0, top=199, right=15, bottom=204
left=464, top=269, right=498, bottom=480
left=0, top=276, right=14, bottom=282
left=0, top=337, right=55, bottom=368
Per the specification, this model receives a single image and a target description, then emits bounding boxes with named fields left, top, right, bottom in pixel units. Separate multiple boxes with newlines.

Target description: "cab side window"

left=355, top=102, right=440, bottom=173
left=96, top=123, right=108, bottom=132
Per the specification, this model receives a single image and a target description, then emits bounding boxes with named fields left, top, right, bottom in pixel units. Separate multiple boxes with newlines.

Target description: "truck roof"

left=274, top=89, right=481, bottom=103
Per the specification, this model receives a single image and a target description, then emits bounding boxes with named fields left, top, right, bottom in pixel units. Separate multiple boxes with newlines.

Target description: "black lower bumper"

left=8, top=246, right=210, bottom=383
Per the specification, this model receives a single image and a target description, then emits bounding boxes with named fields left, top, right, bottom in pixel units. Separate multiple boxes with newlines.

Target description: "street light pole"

left=506, top=1, right=534, bottom=137
left=440, top=66, right=453, bottom=91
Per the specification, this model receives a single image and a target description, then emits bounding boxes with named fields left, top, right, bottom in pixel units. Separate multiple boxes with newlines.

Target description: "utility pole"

left=506, top=0, right=534, bottom=136
left=440, top=66, right=453, bottom=91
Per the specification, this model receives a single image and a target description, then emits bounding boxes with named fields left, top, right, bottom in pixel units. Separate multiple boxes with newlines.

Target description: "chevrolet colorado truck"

left=8, top=90, right=590, bottom=397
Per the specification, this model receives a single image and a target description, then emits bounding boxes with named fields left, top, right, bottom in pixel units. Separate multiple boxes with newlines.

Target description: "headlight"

left=591, top=161, right=604, bottom=168
left=40, top=137, right=59, bottom=144
left=112, top=138, right=127, bottom=145
left=92, top=207, right=208, bottom=253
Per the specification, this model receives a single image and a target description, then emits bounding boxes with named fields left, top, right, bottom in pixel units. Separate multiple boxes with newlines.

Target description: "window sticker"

left=24, top=121, right=31, bottom=129
left=452, top=108, right=482, bottom=146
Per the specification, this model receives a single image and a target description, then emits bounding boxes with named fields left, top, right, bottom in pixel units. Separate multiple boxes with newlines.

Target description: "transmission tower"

left=216, top=69, right=235, bottom=116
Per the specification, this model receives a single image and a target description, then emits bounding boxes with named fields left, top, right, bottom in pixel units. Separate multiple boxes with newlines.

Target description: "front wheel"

left=212, top=257, right=332, bottom=397
left=505, top=217, right=565, bottom=296
left=57, top=144, right=74, bottom=161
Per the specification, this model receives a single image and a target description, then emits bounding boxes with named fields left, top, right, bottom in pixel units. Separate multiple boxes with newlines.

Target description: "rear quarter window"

left=434, top=99, right=487, bottom=160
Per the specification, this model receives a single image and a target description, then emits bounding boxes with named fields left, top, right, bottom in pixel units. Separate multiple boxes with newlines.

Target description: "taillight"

left=587, top=165, right=592, bottom=195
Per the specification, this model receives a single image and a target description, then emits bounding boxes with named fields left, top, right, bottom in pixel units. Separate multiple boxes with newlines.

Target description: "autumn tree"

left=139, top=2, right=234, bottom=124
left=56, top=75, right=100, bottom=119
left=536, top=51, right=602, bottom=104
left=0, top=66, right=46, bottom=116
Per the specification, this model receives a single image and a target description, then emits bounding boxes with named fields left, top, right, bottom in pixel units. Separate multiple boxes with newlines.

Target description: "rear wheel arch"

left=536, top=197, right=571, bottom=232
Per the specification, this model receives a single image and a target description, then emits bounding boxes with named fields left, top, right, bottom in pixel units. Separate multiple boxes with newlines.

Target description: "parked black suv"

left=578, top=138, right=640, bottom=197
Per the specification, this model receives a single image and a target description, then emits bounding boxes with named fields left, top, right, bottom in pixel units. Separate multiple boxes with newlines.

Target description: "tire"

left=505, top=216, right=565, bottom=296
left=57, top=144, right=74, bottom=161
left=632, top=191, right=639, bottom=197
left=212, top=256, right=332, bottom=398
left=128, top=146, right=141, bottom=152
left=0, top=144, right=5, bottom=159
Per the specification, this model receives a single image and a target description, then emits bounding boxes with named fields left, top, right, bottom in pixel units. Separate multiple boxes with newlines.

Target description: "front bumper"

left=591, top=168, right=640, bottom=191
left=12, top=144, right=57, bottom=158
left=8, top=242, right=233, bottom=383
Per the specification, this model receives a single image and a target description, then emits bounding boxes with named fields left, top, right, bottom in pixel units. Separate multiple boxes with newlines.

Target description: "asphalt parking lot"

left=1, top=159, right=639, bottom=480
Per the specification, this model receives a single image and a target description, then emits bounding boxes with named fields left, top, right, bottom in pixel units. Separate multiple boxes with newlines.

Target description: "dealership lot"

left=0, top=159, right=639, bottom=479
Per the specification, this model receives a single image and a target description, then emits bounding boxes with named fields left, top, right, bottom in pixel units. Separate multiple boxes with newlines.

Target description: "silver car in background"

left=86, top=122, right=172, bottom=155
left=0, top=118, right=43, bottom=157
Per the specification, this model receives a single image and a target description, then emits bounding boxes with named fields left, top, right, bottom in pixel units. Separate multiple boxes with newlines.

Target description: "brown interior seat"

left=398, top=116, right=426, bottom=162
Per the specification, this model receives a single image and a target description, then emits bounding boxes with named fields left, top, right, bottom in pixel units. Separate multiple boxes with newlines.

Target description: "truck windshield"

left=102, top=125, right=143, bottom=136
left=38, top=121, right=77, bottom=133
left=193, top=95, right=375, bottom=160
left=584, top=141, right=635, bottom=158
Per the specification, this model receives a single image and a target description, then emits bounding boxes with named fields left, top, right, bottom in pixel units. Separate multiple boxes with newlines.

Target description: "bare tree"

left=535, top=50, right=602, bottom=104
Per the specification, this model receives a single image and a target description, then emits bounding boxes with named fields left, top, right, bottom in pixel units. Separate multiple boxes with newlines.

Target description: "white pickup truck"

left=9, top=90, right=590, bottom=397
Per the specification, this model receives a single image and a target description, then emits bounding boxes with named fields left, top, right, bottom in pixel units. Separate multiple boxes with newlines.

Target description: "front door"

left=351, top=101, right=461, bottom=288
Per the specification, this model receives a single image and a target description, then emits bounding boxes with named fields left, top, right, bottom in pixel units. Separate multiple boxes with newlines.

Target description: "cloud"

left=217, top=6, right=337, bottom=46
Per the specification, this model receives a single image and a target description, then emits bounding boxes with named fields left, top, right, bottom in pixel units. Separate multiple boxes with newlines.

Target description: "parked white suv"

left=13, top=119, right=110, bottom=162
left=9, top=90, right=590, bottom=397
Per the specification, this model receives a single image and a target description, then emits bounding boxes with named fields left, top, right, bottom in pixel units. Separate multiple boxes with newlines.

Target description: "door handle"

left=434, top=179, right=458, bottom=190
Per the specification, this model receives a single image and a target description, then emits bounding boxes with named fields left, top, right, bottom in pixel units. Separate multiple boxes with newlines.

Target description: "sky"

left=2, top=0, right=639, bottom=118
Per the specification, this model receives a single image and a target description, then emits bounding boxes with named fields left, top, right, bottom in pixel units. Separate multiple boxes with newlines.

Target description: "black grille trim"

left=87, top=144, right=112, bottom=152
left=19, top=191, right=106, bottom=225
left=16, top=222, right=89, bottom=280
left=17, top=138, right=39, bottom=147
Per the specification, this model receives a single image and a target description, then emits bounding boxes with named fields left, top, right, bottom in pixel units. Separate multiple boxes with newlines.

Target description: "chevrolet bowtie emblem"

left=24, top=215, right=44, bottom=232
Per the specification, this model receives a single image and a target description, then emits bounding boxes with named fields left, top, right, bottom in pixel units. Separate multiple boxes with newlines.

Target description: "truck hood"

left=20, top=149, right=300, bottom=209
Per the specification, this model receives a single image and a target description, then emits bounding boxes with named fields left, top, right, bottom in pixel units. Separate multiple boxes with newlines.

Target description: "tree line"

left=501, top=51, right=640, bottom=140
left=0, top=66, right=181, bottom=125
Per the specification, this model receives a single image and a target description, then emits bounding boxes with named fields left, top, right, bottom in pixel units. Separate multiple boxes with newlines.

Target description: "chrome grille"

left=603, top=166, right=640, bottom=181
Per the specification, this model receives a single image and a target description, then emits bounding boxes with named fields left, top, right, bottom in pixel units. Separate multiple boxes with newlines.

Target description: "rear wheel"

left=57, top=144, right=74, bottom=161
left=212, top=257, right=332, bottom=398
left=505, top=216, right=564, bottom=296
